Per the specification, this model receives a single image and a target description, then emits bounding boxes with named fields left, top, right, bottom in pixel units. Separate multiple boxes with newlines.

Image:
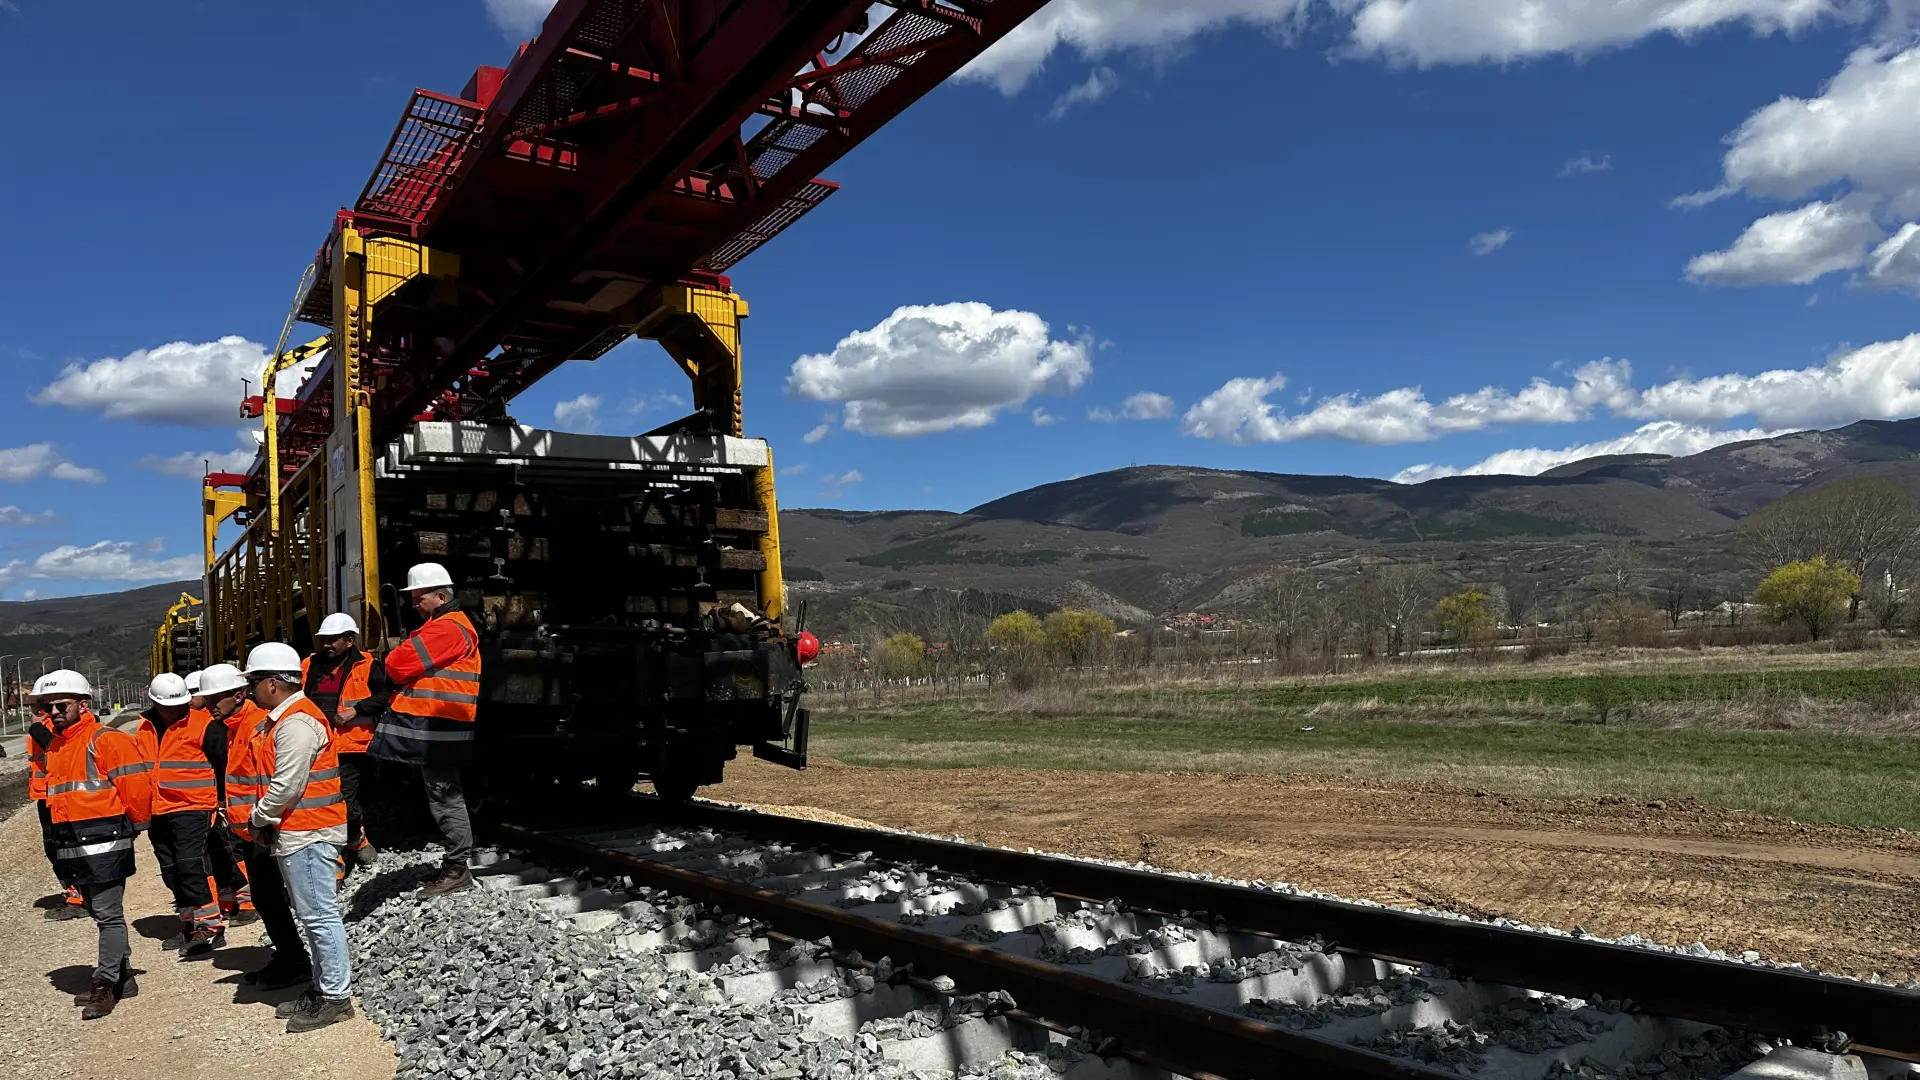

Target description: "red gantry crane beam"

left=286, top=0, right=1047, bottom=456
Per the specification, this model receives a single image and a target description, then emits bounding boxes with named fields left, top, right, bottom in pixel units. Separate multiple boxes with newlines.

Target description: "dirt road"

left=710, top=756, right=1920, bottom=982
left=0, top=802, right=394, bottom=1078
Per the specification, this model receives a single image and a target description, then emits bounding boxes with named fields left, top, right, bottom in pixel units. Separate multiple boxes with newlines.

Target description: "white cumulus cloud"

left=1341, top=0, right=1844, bottom=67
left=1867, top=222, right=1920, bottom=292
left=1049, top=66, right=1120, bottom=119
left=1560, top=154, right=1613, bottom=176
left=31, top=336, right=317, bottom=427
left=0, top=444, right=104, bottom=484
left=0, top=539, right=200, bottom=590
left=1189, top=332, right=1920, bottom=452
left=1624, top=333, right=1920, bottom=429
left=0, top=506, right=56, bottom=526
left=787, top=303, right=1091, bottom=437
left=483, top=0, right=554, bottom=36
left=1091, top=391, right=1177, bottom=421
left=1679, top=43, right=1920, bottom=285
left=963, top=0, right=1847, bottom=93
left=802, top=423, right=832, bottom=445
left=1392, top=421, right=1791, bottom=484
left=554, top=393, right=603, bottom=432
left=1683, top=199, right=1883, bottom=285
left=138, top=429, right=260, bottom=478
left=1468, top=228, right=1513, bottom=255
left=1182, top=361, right=1634, bottom=445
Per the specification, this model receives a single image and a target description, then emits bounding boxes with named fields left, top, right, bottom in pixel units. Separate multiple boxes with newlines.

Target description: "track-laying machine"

left=157, top=0, right=1050, bottom=801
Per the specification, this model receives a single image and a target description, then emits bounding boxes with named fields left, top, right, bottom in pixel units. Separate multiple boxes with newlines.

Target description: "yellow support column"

left=640, top=285, right=748, bottom=436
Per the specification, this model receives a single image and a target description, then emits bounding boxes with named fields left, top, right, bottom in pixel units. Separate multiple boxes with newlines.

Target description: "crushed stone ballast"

left=427, top=810, right=1917, bottom=1080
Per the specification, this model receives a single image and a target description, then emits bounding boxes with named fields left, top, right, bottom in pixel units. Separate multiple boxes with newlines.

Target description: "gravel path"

left=0, top=801, right=394, bottom=1079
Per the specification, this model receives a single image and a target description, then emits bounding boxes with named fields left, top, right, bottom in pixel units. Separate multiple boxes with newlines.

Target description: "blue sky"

left=1, top=0, right=1918, bottom=599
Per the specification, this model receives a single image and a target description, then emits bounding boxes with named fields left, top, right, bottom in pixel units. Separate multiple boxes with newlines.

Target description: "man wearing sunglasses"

left=38, top=669, right=153, bottom=1019
left=242, top=642, right=355, bottom=1033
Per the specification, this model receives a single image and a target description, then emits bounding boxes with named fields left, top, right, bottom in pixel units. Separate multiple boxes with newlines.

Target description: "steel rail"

left=492, top=822, right=1461, bottom=1080
left=632, top=799, right=1919, bottom=1057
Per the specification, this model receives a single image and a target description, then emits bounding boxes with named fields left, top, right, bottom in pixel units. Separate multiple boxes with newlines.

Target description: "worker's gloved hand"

left=28, top=722, right=52, bottom=749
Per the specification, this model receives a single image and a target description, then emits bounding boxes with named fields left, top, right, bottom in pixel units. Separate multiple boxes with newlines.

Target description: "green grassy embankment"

left=807, top=664, right=1920, bottom=831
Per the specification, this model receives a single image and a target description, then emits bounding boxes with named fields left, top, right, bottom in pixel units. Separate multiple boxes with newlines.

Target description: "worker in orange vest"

left=370, top=563, right=482, bottom=897
left=39, top=669, right=153, bottom=1019
left=243, top=642, right=356, bottom=1033
left=203, top=663, right=311, bottom=991
left=187, top=668, right=256, bottom=925
left=140, top=672, right=229, bottom=956
left=301, top=612, right=390, bottom=870
left=25, top=673, right=88, bottom=920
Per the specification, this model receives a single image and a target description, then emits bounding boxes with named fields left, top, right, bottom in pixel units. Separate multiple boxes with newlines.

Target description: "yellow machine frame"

left=197, top=224, right=786, bottom=662
left=148, top=592, right=205, bottom=676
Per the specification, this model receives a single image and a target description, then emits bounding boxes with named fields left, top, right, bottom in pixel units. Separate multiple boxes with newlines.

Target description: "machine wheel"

left=649, top=773, right=700, bottom=804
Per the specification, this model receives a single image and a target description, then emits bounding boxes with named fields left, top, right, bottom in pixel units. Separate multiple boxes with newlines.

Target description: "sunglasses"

left=32, top=699, right=79, bottom=714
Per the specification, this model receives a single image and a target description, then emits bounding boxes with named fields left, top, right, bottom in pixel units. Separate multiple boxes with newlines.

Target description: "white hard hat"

left=404, top=562, right=454, bottom=592
left=198, top=663, right=247, bottom=697
left=184, top=670, right=203, bottom=694
left=317, top=612, right=360, bottom=637
left=243, top=642, right=303, bottom=677
left=35, top=669, right=94, bottom=700
left=148, top=673, right=192, bottom=707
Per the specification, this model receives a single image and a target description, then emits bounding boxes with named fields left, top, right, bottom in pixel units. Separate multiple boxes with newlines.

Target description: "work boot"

left=117, top=968, right=139, bottom=1000
left=416, top=864, right=472, bottom=897
left=246, top=959, right=312, bottom=991
left=80, top=978, right=118, bottom=1020
left=228, top=908, right=261, bottom=927
left=180, top=928, right=225, bottom=958
left=286, top=996, right=355, bottom=1033
left=275, top=988, right=319, bottom=1019
left=160, top=926, right=191, bottom=951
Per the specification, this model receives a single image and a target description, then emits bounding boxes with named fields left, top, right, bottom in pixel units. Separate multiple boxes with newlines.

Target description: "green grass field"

left=809, top=664, right=1920, bottom=831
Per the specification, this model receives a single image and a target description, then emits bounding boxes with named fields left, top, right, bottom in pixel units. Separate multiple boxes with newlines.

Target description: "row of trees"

left=871, top=607, right=1121, bottom=678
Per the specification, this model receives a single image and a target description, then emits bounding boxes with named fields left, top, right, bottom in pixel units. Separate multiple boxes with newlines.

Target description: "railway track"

left=478, top=798, right=1919, bottom=1080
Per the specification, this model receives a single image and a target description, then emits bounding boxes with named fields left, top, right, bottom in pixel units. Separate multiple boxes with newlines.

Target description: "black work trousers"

left=37, top=801, right=76, bottom=888
left=237, top=835, right=308, bottom=973
left=338, top=752, right=369, bottom=848
left=149, top=811, right=219, bottom=926
left=206, top=823, right=247, bottom=902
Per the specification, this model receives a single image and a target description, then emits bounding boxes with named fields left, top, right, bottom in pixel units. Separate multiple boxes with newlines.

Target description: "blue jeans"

left=278, top=841, right=351, bottom=1000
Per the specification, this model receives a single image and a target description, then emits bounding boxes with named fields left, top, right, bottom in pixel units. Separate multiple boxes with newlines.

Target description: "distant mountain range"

left=780, top=418, right=1920, bottom=632
left=24, top=418, right=1920, bottom=657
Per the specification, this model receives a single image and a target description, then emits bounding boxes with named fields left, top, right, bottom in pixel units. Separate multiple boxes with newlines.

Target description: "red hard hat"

left=796, top=631, right=820, bottom=665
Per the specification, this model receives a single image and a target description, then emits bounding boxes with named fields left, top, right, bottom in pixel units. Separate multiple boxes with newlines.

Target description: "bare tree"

left=1657, top=570, right=1695, bottom=630
left=1738, top=477, right=1920, bottom=619
left=1263, top=567, right=1313, bottom=663
left=1377, top=563, right=1437, bottom=656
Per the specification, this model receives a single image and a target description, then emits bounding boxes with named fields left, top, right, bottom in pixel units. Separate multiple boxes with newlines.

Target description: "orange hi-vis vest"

left=391, top=609, right=482, bottom=723
left=45, top=714, right=153, bottom=884
left=254, top=697, right=346, bottom=833
left=152, top=708, right=220, bottom=815
left=133, top=715, right=160, bottom=763
left=302, top=653, right=379, bottom=755
left=27, top=729, right=47, bottom=801
left=222, top=701, right=273, bottom=842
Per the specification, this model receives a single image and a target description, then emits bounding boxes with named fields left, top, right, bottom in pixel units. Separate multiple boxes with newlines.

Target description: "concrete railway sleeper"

left=610, top=800, right=1920, bottom=1061
left=479, top=817, right=1915, bottom=1080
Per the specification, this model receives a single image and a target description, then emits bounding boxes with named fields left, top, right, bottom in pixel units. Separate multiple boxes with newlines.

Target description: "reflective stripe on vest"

left=153, top=708, right=219, bottom=814
left=392, top=611, right=482, bottom=724
left=256, top=698, right=347, bottom=832
left=54, top=837, right=134, bottom=860
left=222, top=704, right=274, bottom=839
left=46, top=723, right=143, bottom=826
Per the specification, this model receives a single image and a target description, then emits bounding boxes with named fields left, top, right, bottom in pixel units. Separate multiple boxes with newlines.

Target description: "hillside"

left=0, top=581, right=196, bottom=687
left=780, top=417, right=1920, bottom=636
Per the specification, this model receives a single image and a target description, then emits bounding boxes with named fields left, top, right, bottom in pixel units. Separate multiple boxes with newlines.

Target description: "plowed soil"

left=709, top=756, right=1920, bottom=982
